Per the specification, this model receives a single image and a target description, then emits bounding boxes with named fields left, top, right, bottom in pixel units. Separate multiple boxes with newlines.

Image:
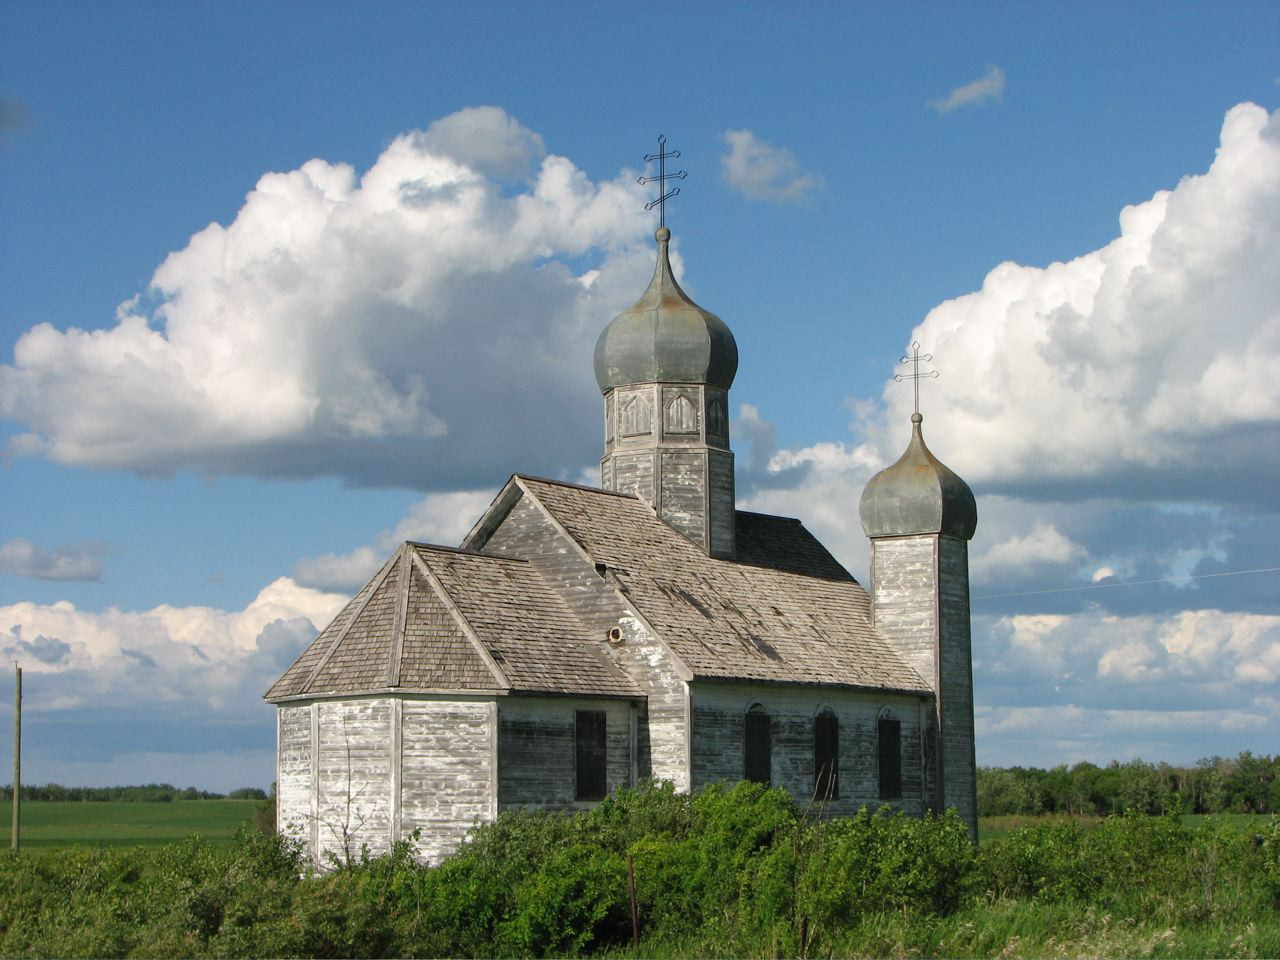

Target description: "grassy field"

left=978, top=811, right=1271, bottom=843
left=0, top=799, right=259, bottom=850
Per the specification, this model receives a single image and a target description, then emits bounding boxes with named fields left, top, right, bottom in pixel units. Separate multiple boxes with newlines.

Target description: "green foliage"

left=0, top=786, right=1273, bottom=958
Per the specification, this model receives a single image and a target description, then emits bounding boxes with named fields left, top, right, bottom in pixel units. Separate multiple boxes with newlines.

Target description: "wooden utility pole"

left=11, top=664, right=19, bottom=851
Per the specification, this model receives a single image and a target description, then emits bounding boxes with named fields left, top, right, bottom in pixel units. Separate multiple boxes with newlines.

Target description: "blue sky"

left=1, top=1, right=1278, bottom=790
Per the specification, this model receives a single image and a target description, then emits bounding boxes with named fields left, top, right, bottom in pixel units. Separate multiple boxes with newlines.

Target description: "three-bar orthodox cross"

left=894, top=341, right=938, bottom=415
left=638, top=135, right=686, bottom=227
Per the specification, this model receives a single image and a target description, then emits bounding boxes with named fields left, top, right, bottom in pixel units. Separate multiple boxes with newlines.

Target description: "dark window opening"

left=814, top=712, right=839, bottom=800
left=575, top=710, right=607, bottom=801
left=745, top=706, right=771, bottom=785
left=878, top=716, right=901, bottom=801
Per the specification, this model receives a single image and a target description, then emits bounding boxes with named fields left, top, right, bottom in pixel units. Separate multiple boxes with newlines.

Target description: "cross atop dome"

left=638, top=134, right=686, bottom=229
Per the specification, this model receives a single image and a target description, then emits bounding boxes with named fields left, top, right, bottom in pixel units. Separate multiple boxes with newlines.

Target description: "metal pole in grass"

left=11, top=663, right=19, bottom=851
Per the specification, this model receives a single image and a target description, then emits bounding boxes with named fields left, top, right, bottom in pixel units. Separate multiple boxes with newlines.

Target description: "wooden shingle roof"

left=264, top=542, right=640, bottom=702
left=510, top=476, right=931, bottom=695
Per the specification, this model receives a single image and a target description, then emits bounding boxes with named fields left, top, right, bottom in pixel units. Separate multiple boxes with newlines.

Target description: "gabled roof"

left=472, top=476, right=932, bottom=696
left=265, top=541, right=641, bottom=702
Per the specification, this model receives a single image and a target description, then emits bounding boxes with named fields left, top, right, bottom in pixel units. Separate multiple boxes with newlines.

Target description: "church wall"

left=707, top=450, right=735, bottom=558
left=689, top=682, right=929, bottom=817
left=480, top=493, right=691, bottom=791
left=659, top=449, right=708, bottom=548
left=315, top=698, right=394, bottom=862
left=276, top=704, right=312, bottom=846
left=938, top=536, right=977, bottom=834
left=400, top=698, right=496, bottom=864
left=870, top=536, right=938, bottom=687
left=497, top=697, right=633, bottom=809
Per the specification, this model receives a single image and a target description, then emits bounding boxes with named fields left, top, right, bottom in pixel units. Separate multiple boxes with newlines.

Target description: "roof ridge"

left=513, top=473, right=640, bottom=499
left=735, top=509, right=804, bottom=523
left=407, top=540, right=529, bottom=561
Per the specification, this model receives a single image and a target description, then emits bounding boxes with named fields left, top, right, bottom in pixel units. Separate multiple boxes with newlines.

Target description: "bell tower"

left=593, top=225, right=738, bottom=558
left=859, top=346, right=979, bottom=840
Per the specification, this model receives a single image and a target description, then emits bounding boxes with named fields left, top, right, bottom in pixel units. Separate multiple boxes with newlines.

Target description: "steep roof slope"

left=499, top=477, right=931, bottom=695
left=265, top=541, right=639, bottom=702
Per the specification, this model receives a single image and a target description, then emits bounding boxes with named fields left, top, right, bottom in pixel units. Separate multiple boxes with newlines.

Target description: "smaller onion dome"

left=860, top=413, right=977, bottom=540
left=594, top=227, right=738, bottom=393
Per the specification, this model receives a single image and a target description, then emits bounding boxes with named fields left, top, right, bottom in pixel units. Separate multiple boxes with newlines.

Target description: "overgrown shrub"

left=0, top=785, right=1274, bottom=958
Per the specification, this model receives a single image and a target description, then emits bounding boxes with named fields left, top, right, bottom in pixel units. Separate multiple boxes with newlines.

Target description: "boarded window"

left=744, top=706, right=771, bottom=785
left=665, top=394, right=699, bottom=434
left=620, top=394, right=651, bottom=437
left=707, top=396, right=727, bottom=438
left=814, top=711, right=839, bottom=800
left=878, top=716, right=901, bottom=801
left=575, top=711, right=607, bottom=801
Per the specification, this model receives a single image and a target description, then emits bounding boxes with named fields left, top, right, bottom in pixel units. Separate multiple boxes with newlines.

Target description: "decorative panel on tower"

left=706, top=390, right=728, bottom=447
left=662, top=386, right=701, bottom=440
left=619, top=389, right=654, bottom=439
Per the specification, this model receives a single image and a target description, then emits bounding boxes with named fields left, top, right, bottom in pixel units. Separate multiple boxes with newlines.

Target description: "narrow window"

left=744, top=705, right=771, bottom=785
left=814, top=711, right=839, bottom=800
left=575, top=710, right=607, bottom=801
left=878, top=716, right=901, bottom=801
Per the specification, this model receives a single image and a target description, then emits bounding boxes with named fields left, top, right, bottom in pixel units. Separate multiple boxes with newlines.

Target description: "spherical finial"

left=911, top=412, right=923, bottom=424
left=655, top=226, right=671, bottom=242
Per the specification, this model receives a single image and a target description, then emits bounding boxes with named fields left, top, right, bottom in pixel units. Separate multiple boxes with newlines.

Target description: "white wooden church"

left=266, top=216, right=980, bottom=865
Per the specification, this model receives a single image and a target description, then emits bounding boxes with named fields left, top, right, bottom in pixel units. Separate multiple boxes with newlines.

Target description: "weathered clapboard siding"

left=869, top=536, right=937, bottom=685
left=497, top=697, right=632, bottom=808
left=660, top=450, right=707, bottom=548
left=612, top=452, right=657, bottom=502
left=479, top=492, right=690, bottom=791
left=690, top=682, right=929, bottom=817
left=277, top=705, right=312, bottom=845
left=938, top=537, right=977, bottom=830
left=315, top=699, right=393, bottom=861
left=602, top=383, right=737, bottom=562
left=869, top=533, right=977, bottom=836
left=399, top=698, right=496, bottom=863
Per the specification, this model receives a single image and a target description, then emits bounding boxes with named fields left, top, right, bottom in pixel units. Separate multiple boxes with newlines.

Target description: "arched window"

left=620, top=394, right=651, bottom=437
left=814, top=709, right=839, bottom=800
left=744, top=704, right=771, bottom=785
left=666, top=394, right=698, bottom=434
left=877, top=709, right=901, bottom=801
left=707, top=396, right=727, bottom=439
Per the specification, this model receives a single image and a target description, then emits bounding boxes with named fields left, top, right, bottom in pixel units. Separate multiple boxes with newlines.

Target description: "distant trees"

left=0, top=783, right=265, bottom=802
left=977, top=752, right=1280, bottom=817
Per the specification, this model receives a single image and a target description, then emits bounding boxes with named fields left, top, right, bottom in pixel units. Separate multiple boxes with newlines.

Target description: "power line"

left=972, top=566, right=1280, bottom=602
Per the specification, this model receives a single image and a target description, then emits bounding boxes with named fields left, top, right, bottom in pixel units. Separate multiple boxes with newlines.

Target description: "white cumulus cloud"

left=870, top=103, right=1280, bottom=505
left=929, top=65, right=1006, bottom=113
left=0, top=577, right=347, bottom=711
left=721, top=130, right=823, bottom=205
left=0, top=107, right=654, bottom=488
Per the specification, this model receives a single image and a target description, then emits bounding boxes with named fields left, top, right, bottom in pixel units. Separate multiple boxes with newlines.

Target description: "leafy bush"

left=0, top=784, right=1273, bottom=958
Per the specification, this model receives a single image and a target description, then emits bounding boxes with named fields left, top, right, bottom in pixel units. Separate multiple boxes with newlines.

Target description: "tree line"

left=978, top=751, right=1279, bottom=817
left=0, top=783, right=267, bottom=802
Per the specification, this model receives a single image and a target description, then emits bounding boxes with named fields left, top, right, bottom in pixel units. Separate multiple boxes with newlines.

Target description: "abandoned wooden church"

left=266, top=220, right=980, bottom=864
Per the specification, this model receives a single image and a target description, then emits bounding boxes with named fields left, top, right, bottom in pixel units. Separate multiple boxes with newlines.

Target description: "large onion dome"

left=860, top=413, right=977, bottom=540
left=593, top=227, right=738, bottom=393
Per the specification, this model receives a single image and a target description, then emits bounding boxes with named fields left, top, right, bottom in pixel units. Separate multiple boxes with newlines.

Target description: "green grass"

left=0, top=799, right=259, bottom=850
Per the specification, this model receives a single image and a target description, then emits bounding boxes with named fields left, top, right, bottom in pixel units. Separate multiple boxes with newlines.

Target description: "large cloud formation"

left=742, top=103, right=1280, bottom=764
left=879, top=103, right=1280, bottom=504
left=0, top=107, right=653, bottom=488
